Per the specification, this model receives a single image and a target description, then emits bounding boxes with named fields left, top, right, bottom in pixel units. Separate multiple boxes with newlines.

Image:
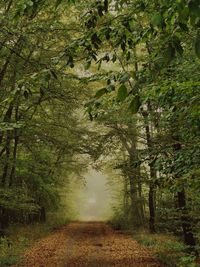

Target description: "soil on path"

left=16, top=222, right=164, bottom=267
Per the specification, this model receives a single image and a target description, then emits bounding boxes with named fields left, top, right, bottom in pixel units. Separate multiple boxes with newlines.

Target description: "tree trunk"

left=0, top=208, right=9, bottom=235
left=39, top=207, right=46, bottom=222
left=9, top=132, right=19, bottom=187
left=123, top=175, right=129, bottom=218
left=0, top=102, right=14, bottom=146
left=138, top=173, right=145, bottom=222
left=142, top=108, right=156, bottom=233
left=177, top=189, right=196, bottom=248
left=1, top=132, right=11, bottom=186
left=1, top=103, right=14, bottom=185
left=149, top=181, right=156, bottom=233
left=129, top=175, right=141, bottom=227
left=173, top=141, right=196, bottom=250
left=9, top=105, right=20, bottom=186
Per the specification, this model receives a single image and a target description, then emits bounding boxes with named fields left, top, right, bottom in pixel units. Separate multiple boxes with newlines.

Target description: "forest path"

left=16, top=222, right=164, bottom=267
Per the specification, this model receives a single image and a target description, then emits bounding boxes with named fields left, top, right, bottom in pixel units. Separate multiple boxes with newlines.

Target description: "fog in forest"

left=76, top=169, right=112, bottom=221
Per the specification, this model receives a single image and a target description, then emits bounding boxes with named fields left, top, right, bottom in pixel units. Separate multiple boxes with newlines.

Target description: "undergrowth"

left=0, top=214, right=70, bottom=266
left=133, top=231, right=200, bottom=267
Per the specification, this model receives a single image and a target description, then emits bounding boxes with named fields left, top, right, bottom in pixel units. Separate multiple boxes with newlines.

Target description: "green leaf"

left=67, top=56, right=74, bottom=68
left=55, top=0, right=63, bottom=8
left=24, top=90, right=29, bottom=99
left=112, top=54, right=117, bottom=63
left=56, top=0, right=75, bottom=8
left=44, top=71, right=51, bottom=82
left=96, top=59, right=102, bottom=70
left=163, top=44, right=176, bottom=62
left=126, top=51, right=131, bottom=61
left=195, top=33, right=200, bottom=59
left=189, top=0, right=200, bottom=18
left=107, top=84, right=115, bottom=92
left=84, top=61, right=91, bottom=70
left=172, top=36, right=183, bottom=55
left=119, top=73, right=130, bottom=83
left=50, top=70, right=58, bottom=79
left=129, top=95, right=141, bottom=114
left=94, top=88, right=107, bottom=98
left=117, top=84, right=128, bottom=101
left=151, top=12, right=163, bottom=27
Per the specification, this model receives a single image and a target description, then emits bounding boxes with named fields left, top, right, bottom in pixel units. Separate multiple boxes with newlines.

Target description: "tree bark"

left=9, top=105, right=19, bottom=186
left=173, top=141, right=196, bottom=250
left=129, top=174, right=142, bottom=227
left=128, top=155, right=144, bottom=227
left=39, top=207, right=46, bottom=222
left=1, top=132, right=12, bottom=186
left=0, top=102, right=14, bottom=146
left=177, top=190, right=196, bottom=247
left=149, top=180, right=156, bottom=233
left=142, top=108, right=156, bottom=233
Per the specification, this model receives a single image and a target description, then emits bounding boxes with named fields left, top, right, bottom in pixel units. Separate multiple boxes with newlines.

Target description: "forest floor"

left=13, top=222, right=164, bottom=267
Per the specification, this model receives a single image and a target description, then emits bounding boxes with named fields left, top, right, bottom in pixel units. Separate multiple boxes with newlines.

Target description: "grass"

left=0, top=214, right=71, bottom=266
left=133, top=231, right=200, bottom=267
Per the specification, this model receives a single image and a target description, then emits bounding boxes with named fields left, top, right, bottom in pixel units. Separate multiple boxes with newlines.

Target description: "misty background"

left=75, top=168, right=112, bottom=221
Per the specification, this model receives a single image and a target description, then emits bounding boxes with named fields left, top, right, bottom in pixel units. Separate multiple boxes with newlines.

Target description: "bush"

left=0, top=212, right=71, bottom=267
left=133, top=232, right=200, bottom=267
left=0, top=237, right=20, bottom=266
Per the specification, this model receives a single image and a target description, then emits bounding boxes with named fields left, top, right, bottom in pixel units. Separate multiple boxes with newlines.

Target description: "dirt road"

left=17, top=222, right=164, bottom=267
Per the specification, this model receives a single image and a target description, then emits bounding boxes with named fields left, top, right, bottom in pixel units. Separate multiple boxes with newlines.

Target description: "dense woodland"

left=0, top=0, right=200, bottom=265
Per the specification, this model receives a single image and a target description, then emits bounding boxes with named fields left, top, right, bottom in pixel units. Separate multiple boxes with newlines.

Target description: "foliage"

left=0, top=0, right=90, bottom=231
left=0, top=212, right=71, bottom=266
left=0, top=0, right=200, bottom=264
left=134, top=231, right=200, bottom=267
left=66, top=0, right=200, bottom=254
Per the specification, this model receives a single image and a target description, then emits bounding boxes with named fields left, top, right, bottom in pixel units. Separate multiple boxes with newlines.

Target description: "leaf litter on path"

left=13, top=222, right=164, bottom=267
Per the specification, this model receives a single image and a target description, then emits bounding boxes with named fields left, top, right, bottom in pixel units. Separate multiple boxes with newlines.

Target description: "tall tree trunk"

left=123, top=175, right=129, bottom=218
left=9, top=132, right=19, bottom=187
left=177, top=190, right=196, bottom=247
left=128, top=156, right=144, bottom=227
left=0, top=102, right=14, bottom=146
left=137, top=171, right=145, bottom=222
left=0, top=36, right=22, bottom=87
left=39, top=207, right=46, bottom=222
left=9, top=105, right=19, bottom=186
left=1, top=101, right=14, bottom=185
left=129, top=174, right=142, bottom=227
left=1, top=132, right=12, bottom=186
left=173, top=141, right=196, bottom=249
left=0, top=57, right=11, bottom=87
left=149, top=180, right=156, bottom=233
left=142, top=108, right=156, bottom=233
left=0, top=208, right=9, bottom=235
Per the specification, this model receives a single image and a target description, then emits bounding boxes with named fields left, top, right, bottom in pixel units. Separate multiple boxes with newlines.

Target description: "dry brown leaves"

left=13, top=222, right=164, bottom=267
